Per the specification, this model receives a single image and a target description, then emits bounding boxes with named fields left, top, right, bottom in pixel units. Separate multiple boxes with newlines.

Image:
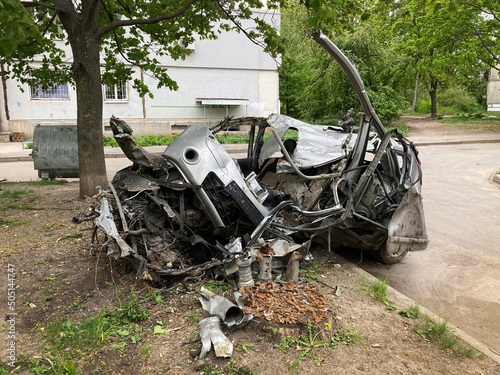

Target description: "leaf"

left=130, top=333, right=141, bottom=344
left=153, top=325, right=168, bottom=335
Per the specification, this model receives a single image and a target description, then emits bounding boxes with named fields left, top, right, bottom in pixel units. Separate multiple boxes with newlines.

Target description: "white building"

left=0, top=11, right=280, bottom=139
left=487, top=66, right=500, bottom=112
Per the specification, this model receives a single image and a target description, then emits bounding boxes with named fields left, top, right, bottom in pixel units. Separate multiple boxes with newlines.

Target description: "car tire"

left=376, top=243, right=408, bottom=264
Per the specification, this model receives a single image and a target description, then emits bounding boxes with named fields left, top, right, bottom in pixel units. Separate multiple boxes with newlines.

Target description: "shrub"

left=367, top=86, right=403, bottom=125
left=438, top=86, right=481, bottom=114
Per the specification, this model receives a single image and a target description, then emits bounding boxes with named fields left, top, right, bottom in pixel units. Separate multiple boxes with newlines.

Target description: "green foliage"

left=415, top=99, right=433, bottom=115
left=139, top=345, right=151, bottom=357
left=0, top=0, right=42, bottom=57
left=183, top=308, right=203, bottom=324
left=64, top=233, right=83, bottom=239
left=398, top=303, right=420, bottom=319
left=2, top=0, right=287, bottom=97
left=391, top=0, right=491, bottom=117
left=329, top=324, right=366, bottom=348
left=15, top=287, right=151, bottom=373
left=277, top=321, right=327, bottom=370
left=367, top=86, right=404, bottom=125
left=280, top=4, right=406, bottom=125
left=360, top=277, right=395, bottom=310
left=437, top=86, right=482, bottom=114
left=0, top=189, right=41, bottom=211
left=202, top=281, right=229, bottom=293
left=202, top=362, right=258, bottom=375
left=414, top=315, right=476, bottom=357
left=389, top=121, right=411, bottom=137
left=0, top=218, right=29, bottom=227
left=103, top=137, right=119, bottom=147
left=28, top=179, right=68, bottom=186
left=46, top=274, right=68, bottom=281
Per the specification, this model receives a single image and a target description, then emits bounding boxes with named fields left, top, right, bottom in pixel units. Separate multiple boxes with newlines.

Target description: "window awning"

left=196, top=98, right=249, bottom=105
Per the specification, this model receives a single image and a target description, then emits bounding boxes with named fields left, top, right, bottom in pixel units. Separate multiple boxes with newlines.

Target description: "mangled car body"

left=90, top=31, right=428, bottom=283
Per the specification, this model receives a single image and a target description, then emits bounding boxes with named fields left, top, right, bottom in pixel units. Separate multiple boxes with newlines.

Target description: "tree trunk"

left=412, top=73, right=419, bottom=113
left=57, top=1, right=108, bottom=198
left=429, top=78, right=438, bottom=119
left=73, top=45, right=108, bottom=198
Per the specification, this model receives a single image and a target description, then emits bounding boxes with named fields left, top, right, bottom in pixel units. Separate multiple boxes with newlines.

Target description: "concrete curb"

left=413, top=138, right=500, bottom=147
left=348, top=261, right=500, bottom=364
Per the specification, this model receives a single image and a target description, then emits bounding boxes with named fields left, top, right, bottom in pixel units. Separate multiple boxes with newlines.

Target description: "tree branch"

left=473, top=26, right=499, bottom=64
left=477, top=56, right=500, bottom=70
left=100, top=0, right=145, bottom=71
left=215, top=1, right=266, bottom=50
left=97, top=0, right=199, bottom=38
left=21, top=1, right=61, bottom=11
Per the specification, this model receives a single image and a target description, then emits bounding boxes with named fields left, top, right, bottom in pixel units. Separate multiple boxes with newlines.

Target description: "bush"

left=415, top=99, right=433, bottom=115
left=438, top=87, right=481, bottom=114
left=367, top=86, right=403, bottom=125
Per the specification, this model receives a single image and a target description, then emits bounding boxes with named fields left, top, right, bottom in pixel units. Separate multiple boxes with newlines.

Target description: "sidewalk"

left=2, top=133, right=500, bottom=163
left=0, top=142, right=249, bottom=162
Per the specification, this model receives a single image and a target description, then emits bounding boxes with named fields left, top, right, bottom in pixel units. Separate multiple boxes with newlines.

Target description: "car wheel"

left=376, top=243, right=408, bottom=264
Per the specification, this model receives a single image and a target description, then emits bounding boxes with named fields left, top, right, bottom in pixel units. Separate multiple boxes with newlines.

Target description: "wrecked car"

left=87, top=30, right=428, bottom=284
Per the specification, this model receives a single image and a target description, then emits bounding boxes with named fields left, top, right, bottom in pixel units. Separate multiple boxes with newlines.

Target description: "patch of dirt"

left=1, top=182, right=500, bottom=375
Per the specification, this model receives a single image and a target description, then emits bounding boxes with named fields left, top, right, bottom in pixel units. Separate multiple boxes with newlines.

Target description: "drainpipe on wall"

left=0, top=64, right=10, bottom=133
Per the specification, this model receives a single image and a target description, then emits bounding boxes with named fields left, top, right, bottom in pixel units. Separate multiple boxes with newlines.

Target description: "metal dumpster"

left=32, top=125, right=79, bottom=178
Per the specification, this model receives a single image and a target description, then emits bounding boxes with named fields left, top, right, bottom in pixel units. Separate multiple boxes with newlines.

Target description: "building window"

left=104, top=79, right=128, bottom=101
left=29, top=82, right=70, bottom=100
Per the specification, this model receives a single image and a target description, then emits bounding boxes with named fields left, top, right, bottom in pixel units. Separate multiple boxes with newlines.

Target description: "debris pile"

left=240, top=281, right=329, bottom=325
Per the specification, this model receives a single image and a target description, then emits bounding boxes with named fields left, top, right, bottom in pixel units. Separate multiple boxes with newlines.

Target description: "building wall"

left=1, top=11, right=280, bottom=139
left=487, top=67, right=500, bottom=112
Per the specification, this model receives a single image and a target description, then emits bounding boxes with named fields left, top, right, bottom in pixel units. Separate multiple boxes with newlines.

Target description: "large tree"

left=1, top=0, right=286, bottom=198
left=279, top=1, right=407, bottom=124
left=461, top=0, right=500, bottom=69
left=391, top=0, right=491, bottom=118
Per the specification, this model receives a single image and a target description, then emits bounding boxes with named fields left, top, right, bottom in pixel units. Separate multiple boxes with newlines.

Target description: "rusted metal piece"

left=236, top=255, right=254, bottom=288
left=240, top=281, right=329, bottom=325
left=286, top=251, right=303, bottom=283
left=258, top=254, right=272, bottom=282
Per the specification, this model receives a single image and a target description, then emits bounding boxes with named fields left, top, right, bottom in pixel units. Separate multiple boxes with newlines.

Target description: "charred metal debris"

left=83, top=30, right=428, bottom=293
left=86, top=106, right=427, bottom=287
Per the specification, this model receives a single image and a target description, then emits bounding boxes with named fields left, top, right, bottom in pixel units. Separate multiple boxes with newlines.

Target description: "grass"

left=329, top=324, right=366, bottom=348
left=398, top=303, right=420, bottom=319
left=28, top=179, right=68, bottom=186
left=438, top=116, right=500, bottom=131
left=12, top=287, right=151, bottom=374
left=0, top=217, right=29, bottom=227
left=302, top=259, right=321, bottom=280
left=104, top=129, right=299, bottom=147
left=414, top=315, right=478, bottom=357
left=360, top=277, right=395, bottom=310
left=276, top=321, right=366, bottom=372
left=0, top=188, right=41, bottom=211
left=183, top=308, right=203, bottom=324
left=64, top=233, right=83, bottom=239
left=104, top=134, right=179, bottom=148
left=202, top=360, right=259, bottom=375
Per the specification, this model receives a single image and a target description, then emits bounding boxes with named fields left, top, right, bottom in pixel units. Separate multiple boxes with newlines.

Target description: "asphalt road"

left=340, top=142, right=500, bottom=353
left=1, top=142, right=499, bottom=353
